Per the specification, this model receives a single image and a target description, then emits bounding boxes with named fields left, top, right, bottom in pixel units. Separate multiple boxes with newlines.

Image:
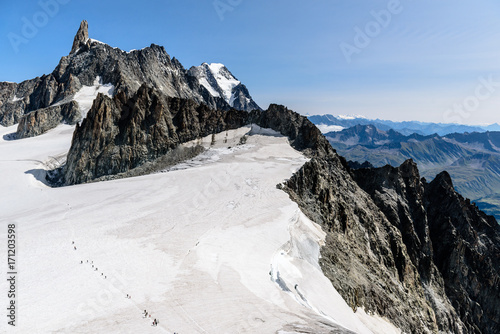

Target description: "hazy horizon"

left=1, top=0, right=499, bottom=125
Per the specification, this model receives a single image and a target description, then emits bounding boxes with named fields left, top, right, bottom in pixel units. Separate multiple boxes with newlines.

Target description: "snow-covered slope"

left=0, top=124, right=399, bottom=333
left=189, top=63, right=261, bottom=111
left=202, top=63, right=240, bottom=103
left=73, top=76, right=115, bottom=117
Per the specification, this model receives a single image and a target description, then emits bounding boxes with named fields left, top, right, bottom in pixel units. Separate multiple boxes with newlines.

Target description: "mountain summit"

left=70, top=19, right=89, bottom=54
left=188, top=62, right=260, bottom=111
left=0, top=20, right=259, bottom=138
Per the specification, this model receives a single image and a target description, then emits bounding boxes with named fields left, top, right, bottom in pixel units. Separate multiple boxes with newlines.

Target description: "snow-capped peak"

left=205, top=62, right=226, bottom=74
left=201, top=62, right=241, bottom=104
left=336, top=114, right=367, bottom=120
left=188, top=62, right=260, bottom=111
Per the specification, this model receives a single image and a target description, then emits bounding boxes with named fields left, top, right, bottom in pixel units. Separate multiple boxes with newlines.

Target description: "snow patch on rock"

left=73, top=76, right=115, bottom=118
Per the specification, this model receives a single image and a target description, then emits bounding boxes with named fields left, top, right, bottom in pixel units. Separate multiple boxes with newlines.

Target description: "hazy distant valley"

left=311, top=115, right=500, bottom=220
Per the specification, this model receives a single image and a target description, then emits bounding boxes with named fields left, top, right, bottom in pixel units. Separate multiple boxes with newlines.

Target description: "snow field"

left=0, top=124, right=400, bottom=333
left=73, top=76, right=115, bottom=117
left=201, top=63, right=241, bottom=105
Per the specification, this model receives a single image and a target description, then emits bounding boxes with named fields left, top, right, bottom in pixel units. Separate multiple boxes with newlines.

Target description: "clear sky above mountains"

left=1, top=0, right=499, bottom=125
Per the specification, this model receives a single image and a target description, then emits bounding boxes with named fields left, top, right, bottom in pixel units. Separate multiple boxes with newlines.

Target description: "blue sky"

left=1, top=0, right=500, bottom=125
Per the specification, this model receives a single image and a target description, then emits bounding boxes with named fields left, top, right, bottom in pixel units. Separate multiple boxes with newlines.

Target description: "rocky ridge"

left=62, top=84, right=500, bottom=332
left=285, top=135, right=499, bottom=333
left=63, top=98, right=327, bottom=185
left=424, top=172, right=500, bottom=333
left=0, top=21, right=258, bottom=138
left=350, top=161, right=500, bottom=333
left=284, top=155, right=446, bottom=333
left=64, top=84, right=249, bottom=185
left=16, top=100, right=80, bottom=139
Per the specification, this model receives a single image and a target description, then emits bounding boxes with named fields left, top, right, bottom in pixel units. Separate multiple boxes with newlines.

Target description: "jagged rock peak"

left=399, top=158, right=420, bottom=179
left=432, top=170, right=454, bottom=189
left=1, top=20, right=263, bottom=132
left=70, top=20, right=89, bottom=54
left=63, top=86, right=251, bottom=185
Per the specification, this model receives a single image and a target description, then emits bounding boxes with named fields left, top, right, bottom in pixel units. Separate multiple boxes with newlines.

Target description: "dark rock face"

left=63, top=102, right=326, bottom=185
left=347, top=160, right=374, bottom=169
left=352, top=161, right=437, bottom=279
left=231, top=83, right=261, bottom=111
left=425, top=172, right=500, bottom=334
left=0, top=69, right=83, bottom=129
left=251, top=104, right=336, bottom=158
left=0, top=79, right=44, bottom=126
left=64, top=84, right=249, bottom=185
left=351, top=161, right=465, bottom=332
left=70, top=20, right=89, bottom=54
left=285, top=157, right=441, bottom=333
left=16, top=101, right=80, bottom=138
left=0, top=82, right=20, bottom=125
left=351, top=161, right=500, bottom=334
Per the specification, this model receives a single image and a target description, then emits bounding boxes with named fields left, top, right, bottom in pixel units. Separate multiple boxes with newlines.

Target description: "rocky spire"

left=70, top=20, right=89, bottom=54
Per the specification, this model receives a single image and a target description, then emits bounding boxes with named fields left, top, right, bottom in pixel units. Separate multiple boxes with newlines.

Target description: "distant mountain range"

left=323, top=124, right=500, bottom=220
left=309, top=114, right=500, bottom=136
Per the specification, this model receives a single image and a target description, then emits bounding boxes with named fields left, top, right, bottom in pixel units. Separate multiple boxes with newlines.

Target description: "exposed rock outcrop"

left=284, top=157, right=441, bottom=333
left=347, top=160, right=374, bottom=169
left=349, top=160, right=499, bottom=333
left=0, top=81, right=20, bottom=125
left=231, top=83, right=260, bottom=111
left=70, top=20, right=89, bottom=54
left=64, top=84, right=249, bottom=185
left=0, top=79, right=43, bottom=126
left=425, top=172, right=500, bottom=334
left=351, top=161, right=465, bottom=332
left=16, top=101, right=80, bottom=139
left=251, top=104, right=336, bottom=158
